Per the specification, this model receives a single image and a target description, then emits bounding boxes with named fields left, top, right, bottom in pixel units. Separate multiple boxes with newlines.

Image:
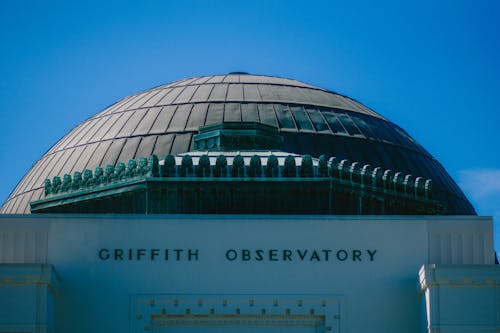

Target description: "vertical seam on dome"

left=301, top=106, right=317, bottom=133
left=137, top=89, right=165, bottom=109
left=116, top=138, right=140, bottom=167
left=12, top=193, right=26, bottom=214
left=11, top=160, right=41, bottom=197
left=57, top=123, right=87, bottom=151
left=186, top=85, right=201, bottom=104
left=59, top=147, right=83, bottom=181
left=113, top=111, right=139, bottom=139
left=269, top=104, right=282, bottom=131
left=147, top=136, right=160, bottom=159
left=201, top=86, right=215, bottom=127
left=22, top=190, right=37, bottom=213
left=123, top=90, right=155, bottom=110
left=180, top=104, right=195, bottom=132
left=126, top=109, right=150, bottom=138
left=106, top=138, right=127, bottom=167
left=48, top=149, right=75, bottom=183
left=143, top=88, right=174, bottom=108
left=80, top=116, right=112, bottom=146
left=164, top=105, right=180, bottom=133
left=22, top=154, right=58, bottom=194
left=85, top=140, right=114, bottom=173
left=284, top=105, right=299, bottom=130
left=170, top=85, right=190, bottom=105
left=95, top=139, right=117, bottom=169
left=66, top=118, right=100, bottom=148
left=101, top=96, right=130, bottom=116
left=8, top=196, right=21, bottom=214
left=132, top=136, right=152, bottom=161
left=76, top=142, right=99, bottom=174
left=135, top=106, right=164, bottom=136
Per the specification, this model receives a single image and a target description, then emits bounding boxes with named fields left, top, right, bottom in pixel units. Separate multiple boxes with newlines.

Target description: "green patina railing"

left=43, top=153, right=433, bottom=200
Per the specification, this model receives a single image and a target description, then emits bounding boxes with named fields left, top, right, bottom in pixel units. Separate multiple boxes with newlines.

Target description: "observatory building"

left=0, top=73, right=498, bottom=333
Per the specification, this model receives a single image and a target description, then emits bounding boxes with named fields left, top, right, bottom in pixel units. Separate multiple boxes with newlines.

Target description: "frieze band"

left=97, top=248, right=377, bottom=262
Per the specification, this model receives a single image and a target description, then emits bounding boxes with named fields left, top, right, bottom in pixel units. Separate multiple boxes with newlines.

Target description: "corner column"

left=419, top=264, right=500, bottom=333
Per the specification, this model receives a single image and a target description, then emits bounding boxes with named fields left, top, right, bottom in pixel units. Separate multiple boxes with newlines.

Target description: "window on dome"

left=275, top=104, right=297, bottom=130
left=337, top=113, right=363, bottom=136
left=322, top=112, right=347, bottom=135
left=290, top=105, right=314, bottom=131
left=306, top=107, right=330, bottom=133
left=363, top=117, right=391, bottom=142
left=378, top=121, right=404, bottom=145
left=352, top=115, right=376, bottom=139
left=257, top=104, right=277, bottom=127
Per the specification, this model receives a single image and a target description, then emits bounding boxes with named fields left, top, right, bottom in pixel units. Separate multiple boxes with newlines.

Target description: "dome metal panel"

left=1, top=74, right=476, bottom=215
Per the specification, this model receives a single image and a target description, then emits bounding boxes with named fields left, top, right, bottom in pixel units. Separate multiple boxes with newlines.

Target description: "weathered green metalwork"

left=32, top=147, right=441, bottom=215
left=248, top=155, right=262, bottom=177
left=193, top=122, right=284, bottom=151
left=196, top=154, right=211, bottom=177
left=214, top=154, right=227, bottom=177
left=300, top=155, right=314, bottom=177
left=149, top=155, right=159, bottom=177
left=161, top=154, right=176, bottom=177
left=265, top=155, right=278, bottom=177
left=318, top=155, right=328, bottom=178
left=231, top=155, right=245, bottom=177
left=179, top=155, right=193, bottom=177
left=282, top=155, right=297, bottom=178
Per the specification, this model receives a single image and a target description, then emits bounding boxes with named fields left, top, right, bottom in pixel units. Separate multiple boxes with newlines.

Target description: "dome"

left=1, top=73, right=475, bottom=214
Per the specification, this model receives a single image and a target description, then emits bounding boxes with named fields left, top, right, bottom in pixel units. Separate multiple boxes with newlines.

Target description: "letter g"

left=98, top=249, right=110, bottom=260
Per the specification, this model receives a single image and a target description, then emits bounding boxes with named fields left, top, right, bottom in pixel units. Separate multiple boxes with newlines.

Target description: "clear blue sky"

left=1, top=1, right=499, bottom=252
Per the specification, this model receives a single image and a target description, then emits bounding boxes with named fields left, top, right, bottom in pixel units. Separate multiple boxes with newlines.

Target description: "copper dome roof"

left=1, top=73, right=475, bottom=214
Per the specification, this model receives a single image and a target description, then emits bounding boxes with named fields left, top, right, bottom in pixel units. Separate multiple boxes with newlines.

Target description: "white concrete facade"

left=0, top=215, right=499, bottom=333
